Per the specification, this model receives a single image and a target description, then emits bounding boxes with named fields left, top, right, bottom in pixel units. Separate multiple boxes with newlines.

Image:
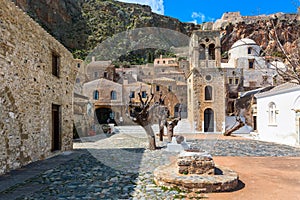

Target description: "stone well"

left=154, top=150, right=239, bottom=193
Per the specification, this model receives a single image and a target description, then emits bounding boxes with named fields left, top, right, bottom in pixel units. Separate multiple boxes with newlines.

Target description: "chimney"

left=92, top=56, right=95, bottom=62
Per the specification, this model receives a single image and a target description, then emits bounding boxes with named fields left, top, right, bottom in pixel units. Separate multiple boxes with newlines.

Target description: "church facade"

left=187, top=31, right=226, bottom=133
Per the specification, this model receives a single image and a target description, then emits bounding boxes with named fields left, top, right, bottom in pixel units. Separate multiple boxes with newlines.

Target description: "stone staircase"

left=114, top=119, right=199, bottom=137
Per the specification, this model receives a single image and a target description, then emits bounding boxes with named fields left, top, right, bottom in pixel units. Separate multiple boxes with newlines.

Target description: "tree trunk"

left=143, top=124, right=157, bottom=150
left=167, top=123, right=174, bottom=142
left=224, top=119, right=244, bottom=136
left=159, top=120, right=164, bottom=141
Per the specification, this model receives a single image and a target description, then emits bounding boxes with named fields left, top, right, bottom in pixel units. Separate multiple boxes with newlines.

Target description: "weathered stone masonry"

left=0, top=0, right=77, bottom=174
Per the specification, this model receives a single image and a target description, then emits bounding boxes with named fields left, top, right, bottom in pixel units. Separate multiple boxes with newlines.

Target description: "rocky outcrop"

left=11, top=0, right=299, bottom=60
left=217, top=12, right=300, bottom=57
left=12, top=0, right=200, bottom=59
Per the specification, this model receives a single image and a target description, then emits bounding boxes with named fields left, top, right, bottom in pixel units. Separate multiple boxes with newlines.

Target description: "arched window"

left=205, top=86, right=213, bottom=101
left=248, top=47, right=252, bottom=54
left=111, top=91, right=117, bottom=100
left=93, top=90, right=99, bottom=100
left=208, top=44, right=215, bottom=60
left=268, top=102, right=277, bottom=125
left=75, top=78, right=80, bottom=83
left=199, top=44, right=206, bottom=60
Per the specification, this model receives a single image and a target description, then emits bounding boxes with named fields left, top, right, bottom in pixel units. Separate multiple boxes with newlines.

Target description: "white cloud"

left=191, top=12, right=206, bottom=24
left=117, top=0, right=164, bottom=15
left=191, top=12, right=215, bottom=24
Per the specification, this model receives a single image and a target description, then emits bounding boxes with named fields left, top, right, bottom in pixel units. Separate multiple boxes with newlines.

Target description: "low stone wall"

left=177, top=151, right=215, bottom=175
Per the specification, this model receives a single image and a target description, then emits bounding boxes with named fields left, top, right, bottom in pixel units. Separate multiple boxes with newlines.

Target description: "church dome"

left=231, top=38, right=257, bottom=49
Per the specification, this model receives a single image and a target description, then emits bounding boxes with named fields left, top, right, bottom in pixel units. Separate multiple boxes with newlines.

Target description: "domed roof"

left=231, top=38, right=257, bottom=49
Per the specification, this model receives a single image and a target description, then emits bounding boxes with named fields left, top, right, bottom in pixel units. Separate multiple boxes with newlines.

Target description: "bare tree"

left=127, top=85, right=158, bottom=150
left=157, top=92, right=168, bottom=141
left=269, top=14, right=300, bottom=84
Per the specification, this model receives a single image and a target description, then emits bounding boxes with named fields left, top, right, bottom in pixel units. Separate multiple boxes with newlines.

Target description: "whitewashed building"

left=255, top=82, right=300, bottom=146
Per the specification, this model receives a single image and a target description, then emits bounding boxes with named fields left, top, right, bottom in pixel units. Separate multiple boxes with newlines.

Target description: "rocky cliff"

left=217, top=12, right=300, bottom=58
left=12, top=0, right=200, bottom=59
left=12, top=0, right=299, bottom=59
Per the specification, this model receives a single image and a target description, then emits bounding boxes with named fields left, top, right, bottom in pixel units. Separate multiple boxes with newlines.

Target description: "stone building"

left=221, top=38, right=285, bottom=129
left=83, top=78, right=123, bottom=125
left=0, top=0, right=77, bottom=175
left=85, top=58, right=118, bottom=82
left=187, top=30, right=226, bottom=133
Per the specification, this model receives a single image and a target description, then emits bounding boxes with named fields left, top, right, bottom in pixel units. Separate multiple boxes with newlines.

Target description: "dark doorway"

left=52, top=104, right=61, bottom=151
left=95, top=107, right=115, bottom=124
left=253, top=116, right=257, bottom=131
left=204, top=108, right=214, bottom=132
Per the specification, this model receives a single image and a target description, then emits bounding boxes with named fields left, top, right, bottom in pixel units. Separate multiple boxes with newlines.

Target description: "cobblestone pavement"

left=1, top=131, right=300, bottom=200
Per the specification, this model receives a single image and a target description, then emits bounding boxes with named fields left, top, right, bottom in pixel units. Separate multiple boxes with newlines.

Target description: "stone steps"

left=115, top=119, right=199, bottom=136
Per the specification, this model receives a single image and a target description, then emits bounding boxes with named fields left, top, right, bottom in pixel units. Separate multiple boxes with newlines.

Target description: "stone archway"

left=95, top=107, right=114, bottom=124
left=204, top=108, right=214, bottom=132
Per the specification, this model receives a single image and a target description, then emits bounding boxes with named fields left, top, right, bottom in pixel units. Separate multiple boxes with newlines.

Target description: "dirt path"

left=204, top=157, right=300, bottom=200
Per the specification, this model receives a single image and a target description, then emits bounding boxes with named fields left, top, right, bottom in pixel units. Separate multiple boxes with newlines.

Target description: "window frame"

left=111, top=90, right=117, bottom=100
left=268, top=102, right=277, bottom=126
left=204, top=85, right=213, bottom=101
left=248, top=59, right=255, bottom=69
left=93, top=90, right=99, bottom=100
left=141, top=91, right=147, bottom=98
left=52, top=52, right=60, bottom=77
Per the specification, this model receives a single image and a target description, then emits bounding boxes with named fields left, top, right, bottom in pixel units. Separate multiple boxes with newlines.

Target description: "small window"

left=76, top=78, right=80, bottom=83
left=168, top=86, right=172, bottom=92
left=52, top=52, right=60, bottom=77
left=249, top=59, right=254, bottom=69
left=93, top=90, right=99, bottom=100
left=229, top=78, right=233, bottom=85
left=205, top=85, right=213, bottom=101
left=141, top=91, right=147, bottom=98
left=163, top=60, right=166, bottom=64
left=94, top=72, right=99, bottom=78
left=129, top=91, right=135, bottom=98
left=77, top=63, right=81, bottom=68
left=157, top=61, right=160, bottom=64
left=111, top=91, right=117, bottom=100
left=248, top=47, right=252, bottom=54
left=156, top=85, right=160, bottom=92
left=268, top=102, right=277, bottom=125
left=235, top=78, right=239, bottom=85
left=104, top=71, right=108, bottom=78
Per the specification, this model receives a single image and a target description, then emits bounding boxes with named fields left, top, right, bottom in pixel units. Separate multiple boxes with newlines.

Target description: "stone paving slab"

left=0, top=150, right=87, bottom=200
left=1, top=133, right=300, bottom=200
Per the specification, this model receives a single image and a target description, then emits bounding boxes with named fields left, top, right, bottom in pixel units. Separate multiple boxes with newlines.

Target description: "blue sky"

left=117, top=0, right=299, bottom=24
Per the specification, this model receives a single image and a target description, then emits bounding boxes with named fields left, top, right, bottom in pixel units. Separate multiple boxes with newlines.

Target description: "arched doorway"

left=204, top=108, right=214, bottom=132
left=95, top=107, right=115, bottom=124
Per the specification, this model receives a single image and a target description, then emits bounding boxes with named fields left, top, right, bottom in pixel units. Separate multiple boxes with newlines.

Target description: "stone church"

left=187, top=31, right=226, bottom=133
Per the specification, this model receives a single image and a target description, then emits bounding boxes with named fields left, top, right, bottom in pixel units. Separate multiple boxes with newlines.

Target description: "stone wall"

left=0, top=0, right=77, bottom=175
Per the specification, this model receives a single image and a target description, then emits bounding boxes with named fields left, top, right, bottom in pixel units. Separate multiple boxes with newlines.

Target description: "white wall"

left=256, top=89, right=300, bottom=145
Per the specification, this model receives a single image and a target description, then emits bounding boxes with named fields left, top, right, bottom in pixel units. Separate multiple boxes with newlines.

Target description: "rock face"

left=0, top=0, right=77, bottom=175
left=11, top=1, right=300, bottom=60
left=12, top=0, right=200, bottom=58
left=216, top=12, right=300, bottom=57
